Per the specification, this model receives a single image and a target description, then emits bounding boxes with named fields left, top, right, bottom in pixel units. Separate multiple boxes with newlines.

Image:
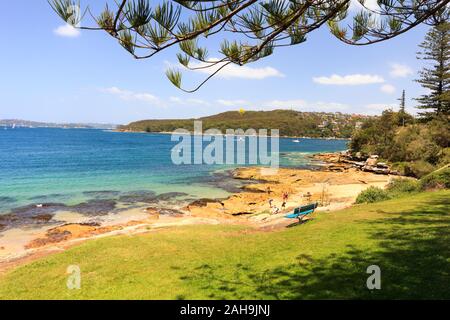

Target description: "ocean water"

left=0, top=127, right=347, bottom=216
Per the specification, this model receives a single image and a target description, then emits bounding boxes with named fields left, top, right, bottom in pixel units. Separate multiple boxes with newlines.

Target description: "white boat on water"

left=293, top=139, right=300, bottom=143
left=12, top=123, right=16, bottom=129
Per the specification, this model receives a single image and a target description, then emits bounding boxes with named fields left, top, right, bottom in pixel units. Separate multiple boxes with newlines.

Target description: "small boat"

left=293, top=139, right=300, bottom=143
left=12, top=123, right=16, bottom=129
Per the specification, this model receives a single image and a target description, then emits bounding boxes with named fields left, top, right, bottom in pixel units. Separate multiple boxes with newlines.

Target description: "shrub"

left=355, top=186, right=390, bottom=204
left=391, top=162, right=409, bottom=176
left=403, top=160, right=436, bottom=178
left=437, top=148, right=450, bottom=167
left=386, top=178, right=420, bottom=195
left=420, top=166, right=450, bottom=190
left=350, top=115, right=448, bottom=178
left=392, top=160, right=436, bottom=178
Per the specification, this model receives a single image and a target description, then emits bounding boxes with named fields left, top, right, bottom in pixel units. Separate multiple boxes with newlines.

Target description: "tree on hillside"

left=349, top=108, right=447, bottom=177
left=398, top=89, right=406, bottom=126
left=397, top=89, right=413, bottom=126
left=416, top=22, right=450, bottom=118
left=50, top=0, right=449, bottom=92
left=399, top=90, right=406, bottom=113
left=349, top=109, right=398, bottom=158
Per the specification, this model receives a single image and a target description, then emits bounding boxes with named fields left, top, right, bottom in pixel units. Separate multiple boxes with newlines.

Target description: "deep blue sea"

left=0, top=127, right=347, bottom=215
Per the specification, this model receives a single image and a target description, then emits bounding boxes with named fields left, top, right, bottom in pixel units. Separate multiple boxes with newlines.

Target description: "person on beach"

left=280, top=191, right=288, bottom=210
left=304, top=192, right=312, bottom=202
left=268, top=199, right=273, bottom=208
left=271, top=206, right=280, bottom=215
left=267, top=186, right=272, bottom=195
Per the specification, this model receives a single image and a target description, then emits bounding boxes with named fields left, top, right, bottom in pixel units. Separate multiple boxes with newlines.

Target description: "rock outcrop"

left=313, top=151, right=399, bottom=175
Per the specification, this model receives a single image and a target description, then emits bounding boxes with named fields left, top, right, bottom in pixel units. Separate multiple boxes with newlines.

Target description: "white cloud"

left=380, top=84, right=396, bottom=94
left=365, top=103, right=391, bottom=110
left=313, top=74, right=385, bottom=85
left=168, top=58, right=284, bottom=80
left=103, top=87, right=217, bottom=109
left=102, top=87, right=164, bottom=106
left=364, top=103, right=398, bottom=114
left=263, top=99, right=307, bottom=109
left=389, top=63, right=413, bottom=78
left=209, top=64, right=284, bottom=80
left=186, top=98, right=210, bottom=106
left=170, top=96, right=210, bottom=106
left=54, top=24, right=80, bottom=38
left=349, top=0, right=380, bottom=12
left=310, top=102, right=350, bottom=111
left=169, top=96, right=183, bottom=104
left=262, top=99, right=349, bottom=112
left=348, top=0, right=381, bottom=26
left=217, top=99, right=249, bottom=107
left=103, top=86, right=397, bottom=115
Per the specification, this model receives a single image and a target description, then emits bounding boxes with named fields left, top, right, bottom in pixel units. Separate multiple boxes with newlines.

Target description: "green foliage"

left=392, top=161, right=436, bottom=178
left=49, top=0, right=450, bottom=91
left=120, top=110, right=371, bottom=138
left=118, top=30, right=134, bottom=53
left=355, top=186, right=390, bottom=204
left=351, top=110, right=449, bottom=177
left=386, top=178, right=420, bottom=195
left=415, top=22, right=450, bottom=118
left=356, top=176, right=434, bottom=204
left=166, top=69, right=182, bottom=88
left=395, top=127, right=442, bottom=164
left=152, top=1, right=180, bottom=32
left=125, top=0, right=152, bottom=28
left=358, top=167, right=448, bottom=200
left=396, top=90, right=414, bottom=126
left=407, top=161, right=437, bottom=178
left=438, top=148, right=450, bottom=167
left=426, top=118, right=450, bottom=149
left=349, top=109, right=399, bottom=158
left=49, top=0, right=81, bottom=26
left=391, top=162, right=409, bottom=176
left=97, top=7, right=114, bottom=31
left=420, top=165, right=450, bottom=190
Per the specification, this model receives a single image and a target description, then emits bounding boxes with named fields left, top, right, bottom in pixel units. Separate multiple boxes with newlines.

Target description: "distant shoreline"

left=1, top=125, right=117, bottom=130
left=115, top=129, right=351, bottom=141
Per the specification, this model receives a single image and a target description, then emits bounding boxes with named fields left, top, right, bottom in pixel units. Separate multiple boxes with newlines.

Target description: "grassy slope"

left=0, top=190, right=449, bottom=300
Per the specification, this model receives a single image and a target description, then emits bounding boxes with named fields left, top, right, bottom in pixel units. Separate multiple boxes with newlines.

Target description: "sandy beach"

left=0, top=164, right=394, bottom=273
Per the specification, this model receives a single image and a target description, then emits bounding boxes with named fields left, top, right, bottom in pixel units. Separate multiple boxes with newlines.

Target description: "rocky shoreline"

left=0, top=191, right=192, bottom=234
left=311, top=151, right=400, bottom=175
left=185, top=166, right=392, bottom=219
left=0, top=161, right=394, bottom=272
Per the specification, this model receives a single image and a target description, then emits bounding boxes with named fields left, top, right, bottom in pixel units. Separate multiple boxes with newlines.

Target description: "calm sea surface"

left=0, top=127, right=347, bottom=214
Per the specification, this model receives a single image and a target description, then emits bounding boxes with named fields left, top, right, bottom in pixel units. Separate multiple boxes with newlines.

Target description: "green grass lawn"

left=0, top=190, right=449, bottom=300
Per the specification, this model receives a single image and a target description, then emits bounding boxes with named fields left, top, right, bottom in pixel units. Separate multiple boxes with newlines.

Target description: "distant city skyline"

left=0, top=2, right=431, bottom=124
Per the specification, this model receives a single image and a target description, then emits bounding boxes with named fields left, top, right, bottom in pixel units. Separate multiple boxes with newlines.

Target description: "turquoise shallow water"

left=0, top=127, right=347, bottom=215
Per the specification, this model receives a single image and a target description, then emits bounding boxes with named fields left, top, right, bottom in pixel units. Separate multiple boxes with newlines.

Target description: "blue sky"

left=0, top=1, right=431, bottom=124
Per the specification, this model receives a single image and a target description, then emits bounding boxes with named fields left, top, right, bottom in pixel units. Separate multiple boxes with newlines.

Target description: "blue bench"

left=285, top=202, right=318, bottom=223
